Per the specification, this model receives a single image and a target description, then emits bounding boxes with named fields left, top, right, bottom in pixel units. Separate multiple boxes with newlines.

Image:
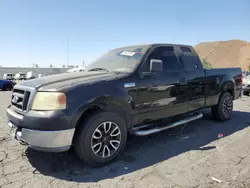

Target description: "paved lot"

left=1, top=91, right=250, bottom=188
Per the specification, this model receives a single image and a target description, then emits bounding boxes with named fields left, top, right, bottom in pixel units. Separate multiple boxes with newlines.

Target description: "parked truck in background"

left=14, top=72, right=26, bottom=80
left=26, top=71, right=38, bottom=80
left=6, top=43, right=242, bottom=166
left=3, top=73, right=14, bottom=80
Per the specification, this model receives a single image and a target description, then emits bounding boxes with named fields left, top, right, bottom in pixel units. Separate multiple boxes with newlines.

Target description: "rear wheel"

left=211, top=92, right=233, bottom=122
left=74, top=112, right=127, bottom=167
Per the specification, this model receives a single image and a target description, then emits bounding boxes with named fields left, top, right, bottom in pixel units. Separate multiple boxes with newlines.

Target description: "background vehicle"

left=0, top=79, right=15, bottom=91
left=38, top=74, right=43, bottom=78
left=67, top=67, right=85, bottom=73
left=26, top=71, right=38, bottom=80
left=6, top=44, right=242, bottom=166
left=3, top=73, right=14, bottom=80
left=242, top=75, right=250, bottom=95
left=14, top=72, right=26, bottom=80
left=242, top=71, right=250, bottom=78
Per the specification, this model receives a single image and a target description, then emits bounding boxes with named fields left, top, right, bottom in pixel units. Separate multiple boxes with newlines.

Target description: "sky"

left=0, top=0, right=249, bottom=68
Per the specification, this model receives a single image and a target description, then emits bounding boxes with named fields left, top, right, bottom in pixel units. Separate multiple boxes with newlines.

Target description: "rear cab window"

left=180, top=46, right=201, bottom=71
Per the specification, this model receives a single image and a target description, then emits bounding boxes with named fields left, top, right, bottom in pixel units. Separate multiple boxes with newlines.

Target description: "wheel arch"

left=72, top=96, right=134, bottom=132
left=221, top=80, right=235, bottom=99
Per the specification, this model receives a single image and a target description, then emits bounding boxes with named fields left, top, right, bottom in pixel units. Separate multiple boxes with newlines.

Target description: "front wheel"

left=74, top=112, right=127, bottom=167
left=211, top=92, right=233, bottom=122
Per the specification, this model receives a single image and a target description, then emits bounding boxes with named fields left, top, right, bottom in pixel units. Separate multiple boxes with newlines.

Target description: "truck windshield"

left=86, top=45, right=149, bottom=72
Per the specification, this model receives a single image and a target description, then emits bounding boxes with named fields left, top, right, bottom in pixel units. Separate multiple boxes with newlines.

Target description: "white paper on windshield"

left=120, top=51, right=136, bottom=57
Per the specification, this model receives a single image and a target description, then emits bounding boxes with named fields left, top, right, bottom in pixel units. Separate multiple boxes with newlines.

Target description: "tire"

left=74, top=111, right=127, bottom=167
left=211, top=92, right=233, bottom=122
left=243, top=91, right=249, bottom=96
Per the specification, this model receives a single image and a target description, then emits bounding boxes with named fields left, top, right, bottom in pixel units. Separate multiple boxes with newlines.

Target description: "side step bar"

left=133, top=112, right=203, bottom=136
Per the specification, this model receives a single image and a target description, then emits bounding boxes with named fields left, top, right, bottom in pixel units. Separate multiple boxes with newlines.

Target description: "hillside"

left=194, top=40, right=250, bottom=71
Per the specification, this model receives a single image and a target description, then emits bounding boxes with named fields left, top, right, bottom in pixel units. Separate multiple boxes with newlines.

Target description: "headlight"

left=31, top=92, right=67, bottom=110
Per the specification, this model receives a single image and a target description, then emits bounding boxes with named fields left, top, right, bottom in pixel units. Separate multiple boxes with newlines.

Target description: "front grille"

left=11, top=89, right=31, bottom=111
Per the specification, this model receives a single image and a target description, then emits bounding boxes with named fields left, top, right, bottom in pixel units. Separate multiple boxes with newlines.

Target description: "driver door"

left=136, top=45, right=188, bottom=123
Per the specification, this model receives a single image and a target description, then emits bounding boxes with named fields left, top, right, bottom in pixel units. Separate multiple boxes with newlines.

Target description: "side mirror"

left=150, top=59, right=163, bottom=72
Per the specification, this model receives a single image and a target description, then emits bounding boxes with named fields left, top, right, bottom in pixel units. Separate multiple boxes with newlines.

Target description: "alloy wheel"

left=222, top=97, right=233, bottom=116
left=91, top=121, right=121, bottom=158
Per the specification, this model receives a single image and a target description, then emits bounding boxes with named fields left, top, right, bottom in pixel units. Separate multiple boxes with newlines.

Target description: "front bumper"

left=6, top=107, right=75, bottom=152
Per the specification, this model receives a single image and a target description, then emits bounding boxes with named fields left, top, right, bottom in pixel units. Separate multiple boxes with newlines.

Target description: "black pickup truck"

left=6, top=44, right=242, bottom=166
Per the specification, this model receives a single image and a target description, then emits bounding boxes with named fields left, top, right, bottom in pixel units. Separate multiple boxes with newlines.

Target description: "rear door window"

left=180, top=47, right=200, bottom=71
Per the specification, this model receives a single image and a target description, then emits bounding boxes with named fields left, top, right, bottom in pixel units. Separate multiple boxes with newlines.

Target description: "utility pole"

left=66, top=36, right=69, bottom=67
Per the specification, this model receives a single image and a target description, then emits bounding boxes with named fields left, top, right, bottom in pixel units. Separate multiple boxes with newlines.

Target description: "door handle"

left=179, top=77, right=187, bottom=85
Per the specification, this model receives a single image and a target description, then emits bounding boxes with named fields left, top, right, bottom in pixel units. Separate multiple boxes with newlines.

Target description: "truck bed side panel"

left=205, top=68, right=242, bottom=107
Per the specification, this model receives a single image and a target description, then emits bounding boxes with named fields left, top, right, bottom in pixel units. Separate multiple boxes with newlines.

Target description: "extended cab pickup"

left=6, top=44, right=242, bottom=166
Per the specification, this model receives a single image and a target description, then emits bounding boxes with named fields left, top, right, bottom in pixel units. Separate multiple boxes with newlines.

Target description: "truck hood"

left=19, top=71, right=125, bottom=90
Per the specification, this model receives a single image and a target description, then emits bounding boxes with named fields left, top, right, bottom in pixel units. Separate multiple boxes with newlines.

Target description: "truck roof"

left=149, top=43, right=193, bottom=47
left=113, top=43, right=193, bottom=50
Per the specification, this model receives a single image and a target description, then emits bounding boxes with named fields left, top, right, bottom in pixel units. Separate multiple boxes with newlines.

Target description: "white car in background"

left=242, top=75, right=250, bottom=96
left=67, top=67, right=85, bottom=73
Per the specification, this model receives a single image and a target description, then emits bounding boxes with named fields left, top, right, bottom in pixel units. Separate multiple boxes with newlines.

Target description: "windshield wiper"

left=88, top=68, right=110, bottom=72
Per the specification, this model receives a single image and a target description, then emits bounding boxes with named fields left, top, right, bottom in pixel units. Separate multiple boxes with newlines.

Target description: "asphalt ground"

left=1, top=91, right=250, bottom=188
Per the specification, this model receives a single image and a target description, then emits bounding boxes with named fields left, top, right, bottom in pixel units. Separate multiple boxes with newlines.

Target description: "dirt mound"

left=194, top=40, right=250, bottom=71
